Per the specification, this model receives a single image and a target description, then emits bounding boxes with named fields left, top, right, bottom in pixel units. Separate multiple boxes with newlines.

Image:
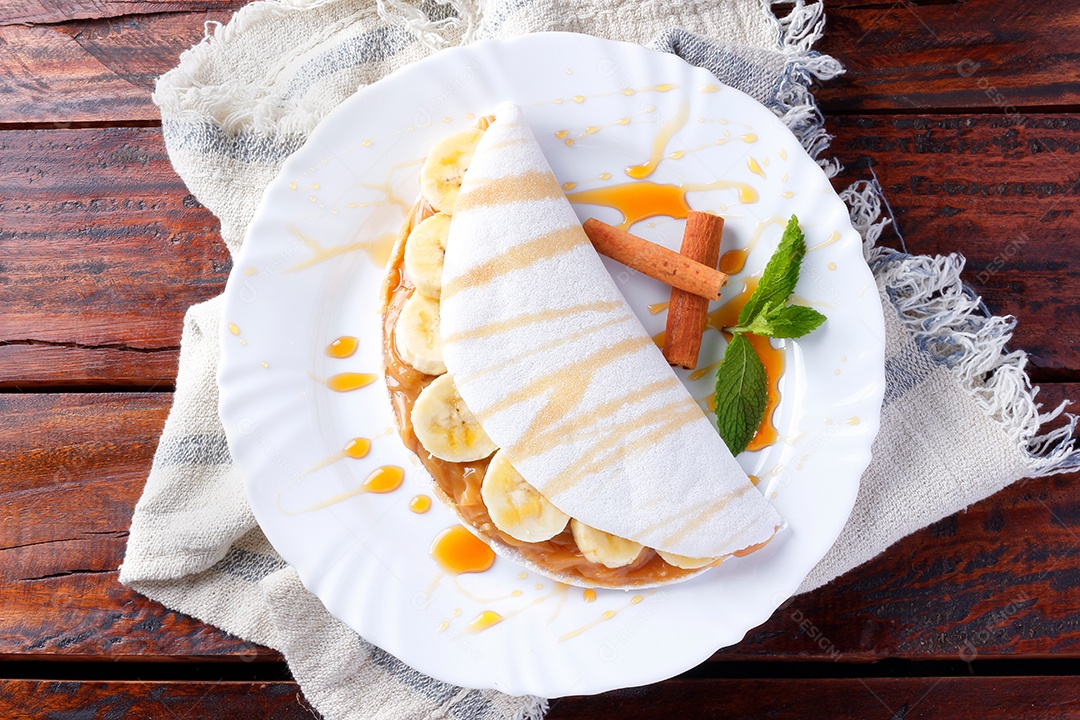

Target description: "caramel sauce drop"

left=343, top=437, right=371, bottom=459
left=468, top=610, right=504, bottom=633
left=583, top=588, right=597, bottom=603
left=719, top=248, right=748, bottom=275
left=326, top=372, right=377, bottom=392
left=301, top=438, right=370, bottom=476
left=688, top=360, right=721, bottom=382
left=361, top=465, right=404, bottom=493
left=409, top=494, right=432, bottom=514
left=648, top=301, right=670, bottom=315
left=430, top=526, right=496, bottom=574
left=326, top=336, right=359, bottom=358
left=566, top=182, right=691, bottom=229
left=705, top=279, right=783, bottom=452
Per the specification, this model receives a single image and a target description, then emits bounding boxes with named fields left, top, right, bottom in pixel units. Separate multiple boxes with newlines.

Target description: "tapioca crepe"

left=439, top=102, right=782, bottom=560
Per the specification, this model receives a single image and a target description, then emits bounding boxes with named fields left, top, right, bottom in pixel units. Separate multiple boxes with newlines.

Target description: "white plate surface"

left=219, top=33, right=885, bottom=697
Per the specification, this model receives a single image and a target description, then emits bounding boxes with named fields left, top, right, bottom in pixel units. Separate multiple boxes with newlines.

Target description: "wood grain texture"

left=0, top=127, right=228, bottom=388
left=1, top=2, right=246, bottom=26
left=0, top=677, right=1075, bottom=720
left=0, top=390, right=1076, bottom=661
left=0, top=394, right=273, bottom=660
left=0, top=680, right=315, bottom=720
left=0, top=11, right=235, bottom=124
left=547, top=677, right=1080, bottom=719
left=829, top=113, right=1080, bottom=376
left=818, top=0, right=1080, bottom=112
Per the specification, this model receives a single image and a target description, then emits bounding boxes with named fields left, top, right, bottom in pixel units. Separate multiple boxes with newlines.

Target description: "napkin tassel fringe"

left=509, top=697, right=548, bottom=720
left=841, top=180, right=1080, bottom=478
left=770, top=0, right=845, bottom=177
left=376, top=0, right=479, bottom=49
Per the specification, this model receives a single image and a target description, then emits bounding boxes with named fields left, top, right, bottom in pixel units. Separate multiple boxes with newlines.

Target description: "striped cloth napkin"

left=120, top=1, right=1078, bottom=718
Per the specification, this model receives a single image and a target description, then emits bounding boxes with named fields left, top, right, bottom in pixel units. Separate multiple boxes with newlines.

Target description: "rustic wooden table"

left=2, top=1, right=1079, bottom=717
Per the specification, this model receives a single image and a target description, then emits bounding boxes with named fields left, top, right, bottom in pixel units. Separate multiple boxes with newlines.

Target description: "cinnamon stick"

left=663, top=212, right=725, bottom=369
left=582, top=218, right=728, bottom=300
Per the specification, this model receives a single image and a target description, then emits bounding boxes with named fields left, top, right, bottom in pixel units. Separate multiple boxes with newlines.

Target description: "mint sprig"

left=714, top=215, right=827, bottom=454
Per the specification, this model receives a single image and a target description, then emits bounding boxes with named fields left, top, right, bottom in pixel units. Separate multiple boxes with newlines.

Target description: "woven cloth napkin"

left=120, top=1, right=1079, bottom=717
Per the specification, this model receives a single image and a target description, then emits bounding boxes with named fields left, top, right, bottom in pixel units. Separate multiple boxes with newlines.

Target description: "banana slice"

left=656, top=551, right=721, bottom=570
left=419, top=127, right=484, bottom=213
left=411, top=373, right=497, bottom=463
left=481, top=450, right=569, bottom=542
left=395, top=292, right=446, bottom=376
left=403, top=212, right=451, bottom=298
left=570, top=519, right=644, bottom=569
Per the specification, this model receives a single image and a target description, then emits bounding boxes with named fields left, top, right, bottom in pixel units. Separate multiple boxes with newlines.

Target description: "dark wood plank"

left=0, top=393, right=273, bottom=660
left=0, top=680, right=315, bottom=720
left=0, top=126, right=228, bottom=389
left=1, top=390, right=1077, bottom=661
left=548, top=677, right=1080, bottom=719
left=829, top=113, right=1080, bottom=376
left=1, top=2, right=245, bottom=26
left=0, top=343, right=179, bottom=390
left=0, top=11, right=235, bottom=124
left=819, top=0, right=1080, bottom=112
left=0, top=677, right=1075, bottom=720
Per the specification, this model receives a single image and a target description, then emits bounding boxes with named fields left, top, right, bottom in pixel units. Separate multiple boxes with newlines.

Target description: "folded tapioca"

left=381, top=102, right=781, bottom=588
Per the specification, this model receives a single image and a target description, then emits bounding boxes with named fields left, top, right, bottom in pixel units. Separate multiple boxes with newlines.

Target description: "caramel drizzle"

left=464, top=313, right=630, bottom=383
left=441, top=226, right=584, bottom=298
left=659, top=492, right=743, bottom=547
left=285, top=225, right=395, bottom=272
left=635, top=489, right=734, bottom=541
left=477, top=335, right=652, bottom=418
left=538, top=399, right=703, bottom=499
left=443, top=300, right=623, bottom=344
left=479, top=136, right=528, bottom=153
left=454, top=169, right=563, bottom=213
left=512, top=376, right=682, bottom=462
left=625, top=99, right=690, bottom=179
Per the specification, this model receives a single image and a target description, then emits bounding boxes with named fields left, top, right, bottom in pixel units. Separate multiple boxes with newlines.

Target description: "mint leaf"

left=743, top=304, right=826, bottom=339
left=713, top=333, right=768, bottom=455
left=737, top=215, right=806, bottom=327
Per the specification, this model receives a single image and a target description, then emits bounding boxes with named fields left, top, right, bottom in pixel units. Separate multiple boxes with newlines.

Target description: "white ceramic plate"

left=219, top=33, right=885, bottom=697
